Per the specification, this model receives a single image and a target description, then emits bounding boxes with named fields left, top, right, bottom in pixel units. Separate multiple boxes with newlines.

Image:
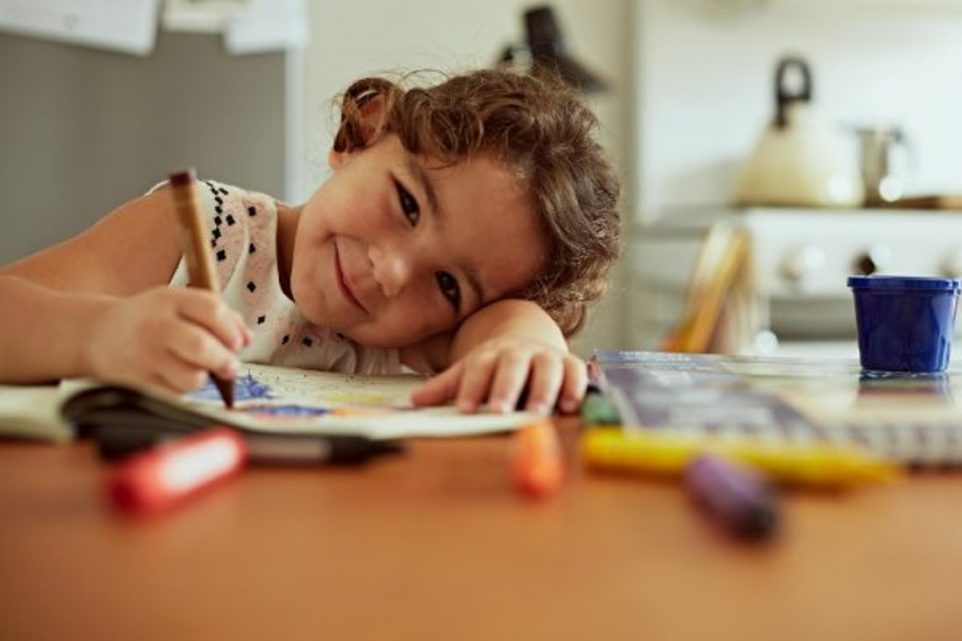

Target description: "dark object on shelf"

left=498, top=5, right=608, bottom=93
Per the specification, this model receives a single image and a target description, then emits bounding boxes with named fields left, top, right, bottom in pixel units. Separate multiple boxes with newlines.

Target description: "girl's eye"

left=435, top=271, right=461, bottom=311
left=394, top=179, right=420, bottom=225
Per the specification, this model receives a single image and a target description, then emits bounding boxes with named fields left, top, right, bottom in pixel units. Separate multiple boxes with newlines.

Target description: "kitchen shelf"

left=761, top=0, right=962, bottom=10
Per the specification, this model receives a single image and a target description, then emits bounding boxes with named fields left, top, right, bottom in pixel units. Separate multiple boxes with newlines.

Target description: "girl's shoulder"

left=162, top=178, right=280, bottom=253
left=148, top=178, right=277, bottom=217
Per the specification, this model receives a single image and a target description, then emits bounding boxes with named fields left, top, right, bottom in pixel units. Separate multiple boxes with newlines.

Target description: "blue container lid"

left=848, top=275, right=962, bottom=291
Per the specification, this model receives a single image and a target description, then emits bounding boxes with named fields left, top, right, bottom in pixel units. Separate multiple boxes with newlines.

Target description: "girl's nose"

left=369, top=245, right=413, bottom=298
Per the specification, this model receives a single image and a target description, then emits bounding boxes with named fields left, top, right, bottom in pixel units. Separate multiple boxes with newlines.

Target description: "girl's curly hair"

left=332, top=69, right=621, bottom=337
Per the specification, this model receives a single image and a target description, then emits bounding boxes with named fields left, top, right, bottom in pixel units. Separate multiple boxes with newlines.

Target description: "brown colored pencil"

left=167, top=168, right=235, bottom=408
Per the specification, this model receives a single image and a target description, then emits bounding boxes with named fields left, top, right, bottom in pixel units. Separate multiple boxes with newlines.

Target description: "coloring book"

left=0, top=363, right=533, bottom=442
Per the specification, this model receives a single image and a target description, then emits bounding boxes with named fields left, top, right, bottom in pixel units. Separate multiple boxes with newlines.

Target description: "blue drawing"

left=188, top=372, right=275, bottom=402
left=240, top=404, right=332, bottom=417
left=187, top=372, right=333, bottom=416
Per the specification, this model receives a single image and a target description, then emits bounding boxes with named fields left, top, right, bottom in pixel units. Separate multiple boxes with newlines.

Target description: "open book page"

left=53, top=363, right=534, bottom=441
left=166, top=363, right=534, bottom=439
left=0, top=384, right=72, bottom=442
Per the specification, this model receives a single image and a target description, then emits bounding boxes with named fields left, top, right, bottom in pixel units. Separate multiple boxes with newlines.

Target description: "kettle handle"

left=774, top=57, right=812, bottom=129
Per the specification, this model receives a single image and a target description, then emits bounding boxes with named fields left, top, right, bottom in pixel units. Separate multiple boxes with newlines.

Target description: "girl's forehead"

left=421, top=153, right=529, bottom=205
left=383, top=135, right=520, bottom=181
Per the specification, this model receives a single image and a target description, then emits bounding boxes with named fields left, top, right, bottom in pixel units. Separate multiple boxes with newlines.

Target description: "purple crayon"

left=685, top=454, right=779, bottom=540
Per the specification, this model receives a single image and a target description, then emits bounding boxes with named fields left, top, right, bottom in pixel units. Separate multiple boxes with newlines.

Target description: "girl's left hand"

left=410, top=337, right=587, bottom=415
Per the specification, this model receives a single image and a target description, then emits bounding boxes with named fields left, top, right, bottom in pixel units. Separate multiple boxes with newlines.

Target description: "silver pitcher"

left=855, top=126, right=911, bottom=206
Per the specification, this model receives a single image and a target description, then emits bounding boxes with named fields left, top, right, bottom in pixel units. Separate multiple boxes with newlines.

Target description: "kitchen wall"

left=296, top=1, right=635, bottom=356
left=0, top=30, right=286, bottom=264
left=635, top=0, right=962, bottom=220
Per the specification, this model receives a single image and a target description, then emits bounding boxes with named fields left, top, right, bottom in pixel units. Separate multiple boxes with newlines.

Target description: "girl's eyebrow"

left=404, top=153, right=486, bottom=306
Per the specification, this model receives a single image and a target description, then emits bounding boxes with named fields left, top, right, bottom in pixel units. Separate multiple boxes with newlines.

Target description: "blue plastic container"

left=848, top=276, right=961, bottom=372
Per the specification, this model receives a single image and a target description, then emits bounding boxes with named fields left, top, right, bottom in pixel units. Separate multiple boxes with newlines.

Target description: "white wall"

left=635, top=0, right=962, bottom=219
left=294, top=1, right=634, bottom=356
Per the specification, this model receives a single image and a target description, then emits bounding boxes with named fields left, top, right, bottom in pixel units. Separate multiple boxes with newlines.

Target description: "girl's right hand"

left=84, top=287, right=252, bottom=394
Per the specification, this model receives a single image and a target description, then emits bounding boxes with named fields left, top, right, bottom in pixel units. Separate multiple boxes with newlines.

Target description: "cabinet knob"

left=781, top=244, right=826, bottom=287
left=941, top=248, right=962, bottom=278
left=853, top=244, right=892, bottom=276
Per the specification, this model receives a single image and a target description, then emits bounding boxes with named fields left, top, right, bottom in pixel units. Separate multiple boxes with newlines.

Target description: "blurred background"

left=2, top=0, right=962, bottom=359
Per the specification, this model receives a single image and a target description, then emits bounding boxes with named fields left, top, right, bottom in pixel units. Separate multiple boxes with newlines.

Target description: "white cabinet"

left=631, top=207, right=962, bottom=354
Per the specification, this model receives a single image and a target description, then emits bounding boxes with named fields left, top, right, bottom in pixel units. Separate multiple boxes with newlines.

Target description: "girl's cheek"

left=403, top=301, right=442, bottom=337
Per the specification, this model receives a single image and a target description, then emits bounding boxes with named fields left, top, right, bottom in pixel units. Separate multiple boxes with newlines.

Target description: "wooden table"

left=3, top=423, right=962, bottom=641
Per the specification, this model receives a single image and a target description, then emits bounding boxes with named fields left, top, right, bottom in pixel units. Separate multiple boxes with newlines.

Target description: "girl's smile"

left=333, top=240, right=369, bottom=315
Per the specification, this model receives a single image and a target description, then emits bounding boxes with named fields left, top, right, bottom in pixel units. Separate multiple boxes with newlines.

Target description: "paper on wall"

left=224, top=0, right=307, bottom=55
left=161, top=0, right=249, bottom=34
left=0, top=0, right=160, bottom=55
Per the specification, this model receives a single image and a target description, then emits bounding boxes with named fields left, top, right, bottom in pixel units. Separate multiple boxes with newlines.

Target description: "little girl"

left=0, top=70, right=620, bottom=415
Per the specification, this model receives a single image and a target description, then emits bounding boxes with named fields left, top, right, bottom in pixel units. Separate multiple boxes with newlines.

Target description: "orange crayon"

left=511, top=419, right=563, bottom=498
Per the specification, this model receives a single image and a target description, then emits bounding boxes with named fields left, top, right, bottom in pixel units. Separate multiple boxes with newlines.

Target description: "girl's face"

left=289, top=134, right=549, bottom=348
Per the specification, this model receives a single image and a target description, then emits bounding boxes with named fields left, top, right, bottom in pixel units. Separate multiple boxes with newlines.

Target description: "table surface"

left=3, top=423, right=962, bottom=641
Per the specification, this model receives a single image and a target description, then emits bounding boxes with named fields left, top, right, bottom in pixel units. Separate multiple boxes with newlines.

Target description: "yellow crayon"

left=581, top=428, right=900, bottom=488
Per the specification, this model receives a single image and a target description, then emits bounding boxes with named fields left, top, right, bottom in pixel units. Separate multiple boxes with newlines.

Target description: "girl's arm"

left=0, top=188, right=249, bottom=388
left=405, top=299, right=587, bottom=415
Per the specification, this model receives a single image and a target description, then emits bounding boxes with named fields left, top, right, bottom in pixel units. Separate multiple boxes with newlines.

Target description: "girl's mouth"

left=333, top=242, right=369, bottom=315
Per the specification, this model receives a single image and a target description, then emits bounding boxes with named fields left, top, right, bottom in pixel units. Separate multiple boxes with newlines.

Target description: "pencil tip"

left=168, top=168, right=197, bottom=186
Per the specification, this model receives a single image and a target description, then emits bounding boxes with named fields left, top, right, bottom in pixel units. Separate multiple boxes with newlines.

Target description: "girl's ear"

left=331, top=89, right=391, bottom=166
left=354, top=93, right=389, bottom=146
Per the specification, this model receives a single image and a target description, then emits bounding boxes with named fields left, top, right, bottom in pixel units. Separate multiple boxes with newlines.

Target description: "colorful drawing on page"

left=236, top=404, right=395, bottom=420
left=186, top=371, right=398, bottom=418
left=182, top=364, right=423, bottom=427
left=188, top=372, right=275, bottom=403
left=238, top=403, right=334, bottom=418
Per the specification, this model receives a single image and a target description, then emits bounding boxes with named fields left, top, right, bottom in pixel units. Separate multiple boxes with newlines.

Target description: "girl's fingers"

left=559, top=356, right=588, bottom=414
left=455, top=354, right=499, bottom=413
left=175, top=290, right=246, bottom=351
left=412, top=343, right=589, bottom=417
left=487, top=352, right=533, bottom=413
left=524, top=353, right=564, bottom=415
left=411, top=362, right=464, bottom=407
left=147, top=370, right=183, bottom=395
left=166, top=324, right=239, bottom=380
left=152, top=354, right=211, bottom=394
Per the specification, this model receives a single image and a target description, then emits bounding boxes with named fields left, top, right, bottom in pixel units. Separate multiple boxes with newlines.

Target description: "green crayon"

left=580, top=390, right=621, bottom=426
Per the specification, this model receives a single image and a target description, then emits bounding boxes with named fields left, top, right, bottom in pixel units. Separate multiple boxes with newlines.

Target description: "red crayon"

left=511, top=419, right=564, bottom=498
left=108, top=427, right=247, bottom=514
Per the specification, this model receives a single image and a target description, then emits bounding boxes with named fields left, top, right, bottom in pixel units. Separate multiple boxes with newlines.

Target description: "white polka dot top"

left=167, top=179, right=402, bottom=375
